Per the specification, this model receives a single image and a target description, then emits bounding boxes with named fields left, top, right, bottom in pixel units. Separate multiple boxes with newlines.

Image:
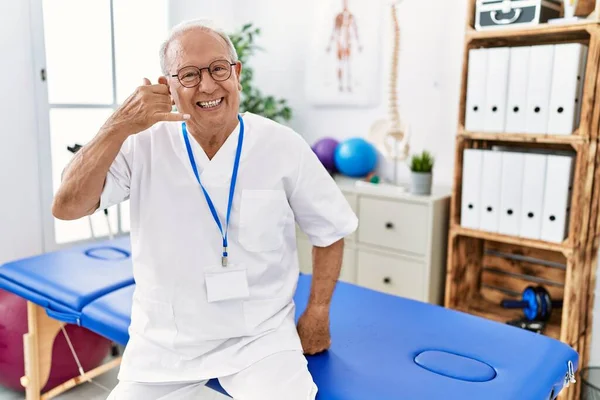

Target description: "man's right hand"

left=51, top=77, right=189, bottom=220
left=105, top=77, right=190, bottom=136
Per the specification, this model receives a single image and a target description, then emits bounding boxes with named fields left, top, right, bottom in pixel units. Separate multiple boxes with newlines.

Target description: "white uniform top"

left=99, top=112, right=358, bottom=383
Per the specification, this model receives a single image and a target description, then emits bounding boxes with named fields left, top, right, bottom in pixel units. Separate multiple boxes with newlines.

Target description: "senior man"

left=52, top=19, right=357, bottom=400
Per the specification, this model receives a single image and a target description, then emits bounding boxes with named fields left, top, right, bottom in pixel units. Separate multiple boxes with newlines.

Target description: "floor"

left=0, top=354, right=228, bottom=400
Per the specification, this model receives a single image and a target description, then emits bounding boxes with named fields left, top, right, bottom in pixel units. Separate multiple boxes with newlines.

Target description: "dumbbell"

left=500, top=286, right=563, bottom=322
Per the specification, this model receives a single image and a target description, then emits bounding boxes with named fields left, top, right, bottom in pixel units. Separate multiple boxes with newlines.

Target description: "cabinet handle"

left=383, top=277, right=391, bottom=284
left=385, top=222, right=394, bottom=229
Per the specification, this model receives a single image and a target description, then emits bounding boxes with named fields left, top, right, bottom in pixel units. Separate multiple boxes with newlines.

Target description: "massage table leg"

left=19, top=301, right=122, bottom=400
left=21, top=301, right=63, bottom=400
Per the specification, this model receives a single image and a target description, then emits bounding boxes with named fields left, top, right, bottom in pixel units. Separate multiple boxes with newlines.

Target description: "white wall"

left=169, top=0, right=236, bottom=32
left=168, top=0, right=600, bottom=364
left=168, top=0, right=466, bottom=188
left=0, top=0, right=44, bottom=264
left=590, top=250, right=600, bottom=365
left=228, top=0, right=466, bottom=188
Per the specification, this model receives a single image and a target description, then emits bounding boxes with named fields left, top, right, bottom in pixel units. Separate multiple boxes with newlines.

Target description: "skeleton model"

left=368, top=1, right=410, bottom=184
left=326, top=0, right=362, bottom=92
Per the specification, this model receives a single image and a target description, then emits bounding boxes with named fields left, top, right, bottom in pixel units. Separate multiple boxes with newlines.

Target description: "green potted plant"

left=229, top=23, right=292, bottom=123
left=409, top=150, right=434, bottom=195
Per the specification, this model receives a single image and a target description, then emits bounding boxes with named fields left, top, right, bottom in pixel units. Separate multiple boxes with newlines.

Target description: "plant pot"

left=410, top=171, right=432, bottom=195
left=564, top=0, right=580, bottom=19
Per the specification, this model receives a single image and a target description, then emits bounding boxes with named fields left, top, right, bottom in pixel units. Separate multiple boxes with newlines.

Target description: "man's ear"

left=158, top=75, right=175, bottom=104
left=235, top=62, right=243, bottom=90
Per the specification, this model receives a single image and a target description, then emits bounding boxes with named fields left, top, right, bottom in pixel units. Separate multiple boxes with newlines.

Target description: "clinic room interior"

left=6, top=0, right=600, bottom=399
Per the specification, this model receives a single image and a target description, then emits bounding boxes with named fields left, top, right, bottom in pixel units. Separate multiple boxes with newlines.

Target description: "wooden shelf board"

left=455, top=295, right=561, bottom=341
left=466, top=21, right=597, bottom=44
left=451, top=225, right=570, bottom=254
left=457, top=129, right=586, bottom=145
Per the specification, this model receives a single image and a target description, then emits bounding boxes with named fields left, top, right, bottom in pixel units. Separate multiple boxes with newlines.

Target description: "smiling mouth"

left=196, top=98, right=223, bottom=109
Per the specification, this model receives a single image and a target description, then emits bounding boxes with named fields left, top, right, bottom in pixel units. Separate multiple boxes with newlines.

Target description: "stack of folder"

left=465, top=43, right=588, bottom=135
left=460, top=148, right=574, bottom=243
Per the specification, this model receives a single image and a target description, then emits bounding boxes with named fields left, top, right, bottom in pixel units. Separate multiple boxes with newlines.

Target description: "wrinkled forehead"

left=166, top=29, right=231, bottom=73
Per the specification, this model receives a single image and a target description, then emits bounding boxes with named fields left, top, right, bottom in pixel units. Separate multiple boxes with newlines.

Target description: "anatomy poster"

left=306, top=0, right=382, bottom=107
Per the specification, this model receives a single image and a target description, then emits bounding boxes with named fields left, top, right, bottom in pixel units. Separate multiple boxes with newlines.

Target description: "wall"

left=230, top=0, right=467, bottom=188
left=168, top=0, right=236, bottom=33
left=168, top=0, right=600, bottom=365
left=3, top=0, right=599, bottom=369
left=593, top=249, right=600, bottom=365
left=0, top=0, right=44, bottom=264
left=168, top=0, right=465, bottom=188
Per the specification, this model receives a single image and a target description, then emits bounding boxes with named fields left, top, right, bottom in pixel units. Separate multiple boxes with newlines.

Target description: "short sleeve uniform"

left=97, top=112, right=358, bottom=382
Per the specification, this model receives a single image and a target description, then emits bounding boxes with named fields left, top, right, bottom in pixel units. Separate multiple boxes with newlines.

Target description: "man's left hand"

left=297, top=305, right=331, bottom=355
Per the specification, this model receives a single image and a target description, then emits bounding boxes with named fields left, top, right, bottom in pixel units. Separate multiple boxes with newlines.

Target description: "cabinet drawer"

left=296, top=238, right=356, bottom=284
left=356, top=250, right=424, bottom=301
left=343, top=191, right=357, bottom=241
left=344, top=191, right=358, bottom=213
left=358, top=196, right=428, bottom=255
left=340, top=247, right=357, bottom=283
left=297, top=237, right=313, bottom=275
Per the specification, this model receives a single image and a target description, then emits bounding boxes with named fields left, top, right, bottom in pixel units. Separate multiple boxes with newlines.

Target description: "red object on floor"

left=0, top=289, right=111, bottom=392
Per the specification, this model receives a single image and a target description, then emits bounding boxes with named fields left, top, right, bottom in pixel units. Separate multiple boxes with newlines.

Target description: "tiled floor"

left=0, top=358, right=227, bottom=400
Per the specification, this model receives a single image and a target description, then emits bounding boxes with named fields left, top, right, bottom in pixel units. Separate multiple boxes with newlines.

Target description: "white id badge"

left=205, top=264, right=250, bottom=303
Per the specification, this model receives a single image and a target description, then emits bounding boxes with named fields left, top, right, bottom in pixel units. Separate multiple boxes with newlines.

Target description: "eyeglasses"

left=171, top=60, right=236, bottom=88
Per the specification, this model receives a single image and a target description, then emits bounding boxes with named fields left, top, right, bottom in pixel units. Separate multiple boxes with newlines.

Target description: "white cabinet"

left=297, top=238, right=357, bottom=284
left=356, top=249, right=425, bottom=301
left=358, top=196, right=429, bottom=256
left=296, top=177, right=450, bottom=305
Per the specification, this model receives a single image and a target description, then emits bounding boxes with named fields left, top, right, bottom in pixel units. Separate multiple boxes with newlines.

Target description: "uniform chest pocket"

left=238, top=189, right=289, bottom=252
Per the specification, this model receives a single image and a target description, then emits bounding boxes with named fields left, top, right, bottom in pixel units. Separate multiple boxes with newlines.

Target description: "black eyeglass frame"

left=170, top=59, right=237, bottom=88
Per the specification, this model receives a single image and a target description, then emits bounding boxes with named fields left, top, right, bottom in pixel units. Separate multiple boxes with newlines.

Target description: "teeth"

left=198, top=98, right=222, bottom=108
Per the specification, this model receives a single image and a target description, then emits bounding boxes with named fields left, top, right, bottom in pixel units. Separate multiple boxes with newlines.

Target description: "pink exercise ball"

left=0, top=289, right=112, bottom=392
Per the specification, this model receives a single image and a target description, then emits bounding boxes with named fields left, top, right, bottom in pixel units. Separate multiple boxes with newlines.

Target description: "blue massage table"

left=0, top=236, right=579, bottom=400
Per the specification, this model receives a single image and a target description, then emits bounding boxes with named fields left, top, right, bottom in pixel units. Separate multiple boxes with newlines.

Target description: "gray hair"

left=159, top=19, right=239, bottom=75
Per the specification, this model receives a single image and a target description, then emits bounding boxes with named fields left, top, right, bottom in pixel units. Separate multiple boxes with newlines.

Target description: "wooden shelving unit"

left=444, top=2, right=600, bottom=399
left=457, top=127, right=588, bottom=145
left=466, top=21, right=598, bottom=44
left=455, top=292, right=564, bottom=340
left=451, top=225, right=571, bottom=253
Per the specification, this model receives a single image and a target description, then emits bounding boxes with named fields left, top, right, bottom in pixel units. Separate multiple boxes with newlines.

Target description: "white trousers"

left=106, top=350, right=318, bottom=400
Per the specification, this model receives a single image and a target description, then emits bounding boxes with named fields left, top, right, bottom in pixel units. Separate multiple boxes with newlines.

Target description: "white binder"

left=547, top=43, right=588, bottom=135
left=483, top=47, right=510, bottom=133
left=461, top=149, right=484, bottom=229
left=575, top=48, right=588, bottom=130
left=519, top=153, right=548, bottom=239
left=525, top=45, right=555, bottom=134
left=479, top=150, right=503, bottom=232
left=465, top=49, right=488, bottom=132
left=498, top=151, right=525, bottom=236
left=505, top=46, right=531, bottom=133
left=541, top=154, right=574, bottom=242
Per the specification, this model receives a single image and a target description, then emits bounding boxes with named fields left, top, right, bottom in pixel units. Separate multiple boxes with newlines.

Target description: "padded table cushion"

left=0, top=236, right=133, bottom=324
left=293, top=276, right=577, bottom=400
left=81, top=284, right=134, bottom=346
left=81, top=274, right=577, bottom=400
left=0, top=237, right=578, bottom=399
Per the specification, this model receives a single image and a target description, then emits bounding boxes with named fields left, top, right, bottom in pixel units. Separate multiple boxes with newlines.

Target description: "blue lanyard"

left=182, top=114, right=244, bottom=267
